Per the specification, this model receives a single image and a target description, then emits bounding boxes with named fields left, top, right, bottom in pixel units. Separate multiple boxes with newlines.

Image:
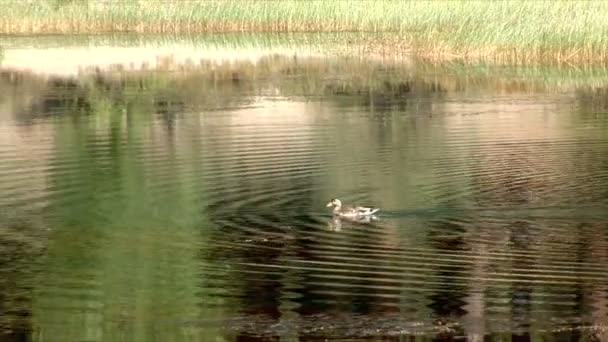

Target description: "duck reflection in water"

left=328, top=214, right=379, bottom=231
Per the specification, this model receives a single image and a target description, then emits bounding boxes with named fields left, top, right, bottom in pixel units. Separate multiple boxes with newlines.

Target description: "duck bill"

left=326, top=202, right=333, bottom=207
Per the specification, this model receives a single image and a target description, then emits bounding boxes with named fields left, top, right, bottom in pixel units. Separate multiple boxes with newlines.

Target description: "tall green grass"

left=2, top=1, right=608, bottom=63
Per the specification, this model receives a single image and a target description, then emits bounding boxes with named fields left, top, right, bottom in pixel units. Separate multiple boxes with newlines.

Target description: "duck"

left=326, top=198, right=379, bottom=218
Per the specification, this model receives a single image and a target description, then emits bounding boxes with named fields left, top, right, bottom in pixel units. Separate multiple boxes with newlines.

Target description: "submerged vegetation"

left=1, top=1, right=608, bottom=63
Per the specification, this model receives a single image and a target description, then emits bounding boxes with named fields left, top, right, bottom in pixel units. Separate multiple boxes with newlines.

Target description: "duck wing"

left=355, top=206, right=379, bottom=216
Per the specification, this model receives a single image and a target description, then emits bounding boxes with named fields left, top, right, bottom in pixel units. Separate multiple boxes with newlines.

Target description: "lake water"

left=1, top=36, right=608, bottom=341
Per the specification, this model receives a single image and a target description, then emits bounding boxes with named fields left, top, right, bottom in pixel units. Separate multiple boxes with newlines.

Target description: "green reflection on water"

left=31, top=100, right=227, bottom=342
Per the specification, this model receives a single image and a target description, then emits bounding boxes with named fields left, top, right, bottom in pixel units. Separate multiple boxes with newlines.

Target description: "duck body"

left=326, top=198, right=379, bottom=218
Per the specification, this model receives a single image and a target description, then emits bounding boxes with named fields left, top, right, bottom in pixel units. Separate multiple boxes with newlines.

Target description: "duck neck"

left=333, top=205, right=341, bottom=215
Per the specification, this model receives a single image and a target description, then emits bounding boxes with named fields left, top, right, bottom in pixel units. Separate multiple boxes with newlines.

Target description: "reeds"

left=2, top=1, right=608, bottom=63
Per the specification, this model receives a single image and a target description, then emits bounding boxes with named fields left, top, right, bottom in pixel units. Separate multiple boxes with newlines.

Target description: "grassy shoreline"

left=2, top=1, right=608, bottom=64
left=3, top=34, right=608, bottom=94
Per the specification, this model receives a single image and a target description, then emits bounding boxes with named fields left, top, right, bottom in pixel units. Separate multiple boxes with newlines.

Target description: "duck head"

left=326, top=198, right=342, bottom=209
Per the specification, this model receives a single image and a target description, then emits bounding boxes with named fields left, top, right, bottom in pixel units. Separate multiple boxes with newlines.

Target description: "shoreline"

left=2, top=40, right=607, bottom=96
left=2, top=1, right=608, bottom=65
left=2, top=31, right=606, bottom=65
left=2, top=32, right=607, bottom=69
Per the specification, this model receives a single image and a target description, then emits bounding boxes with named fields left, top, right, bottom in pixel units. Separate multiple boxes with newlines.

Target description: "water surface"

left=1, top=37, right=608, bottom=341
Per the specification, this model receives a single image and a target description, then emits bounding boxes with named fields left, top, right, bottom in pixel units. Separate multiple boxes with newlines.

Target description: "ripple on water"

left=1, top=71, right=608, bottom=340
